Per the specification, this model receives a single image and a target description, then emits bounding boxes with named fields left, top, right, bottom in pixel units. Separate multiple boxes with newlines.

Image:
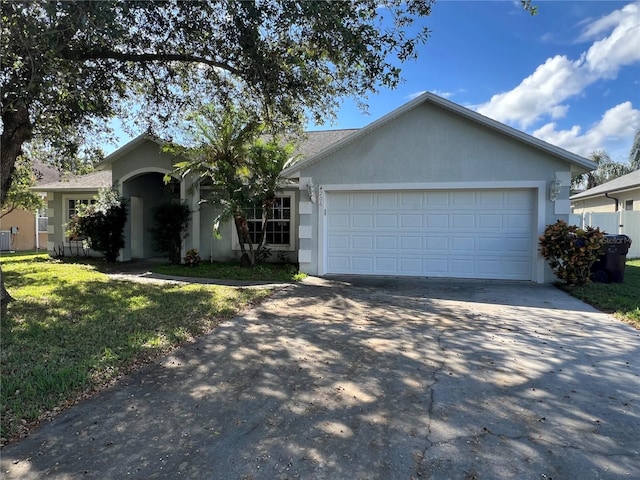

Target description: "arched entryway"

left=120, top=169, right=181, bottom=260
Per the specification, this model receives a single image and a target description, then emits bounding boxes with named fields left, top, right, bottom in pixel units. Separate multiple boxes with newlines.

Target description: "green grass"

left=153, top=261, right=307, bottom=282
left=560, top=259, right=640, bottom=329
left=0, top=252, right=270, bottom=443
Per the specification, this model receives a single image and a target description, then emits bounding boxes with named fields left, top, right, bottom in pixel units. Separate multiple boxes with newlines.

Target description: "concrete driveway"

left=2, top=277, right=639, bottom=479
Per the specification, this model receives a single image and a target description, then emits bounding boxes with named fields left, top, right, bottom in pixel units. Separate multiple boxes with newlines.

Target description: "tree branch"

left=63, top=49, right=241, bottom=76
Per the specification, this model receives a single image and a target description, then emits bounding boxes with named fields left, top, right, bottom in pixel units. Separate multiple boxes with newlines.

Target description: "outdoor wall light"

left=307, top=179, right=316, bottom=203
left=549, top=179, right=562, bottom=202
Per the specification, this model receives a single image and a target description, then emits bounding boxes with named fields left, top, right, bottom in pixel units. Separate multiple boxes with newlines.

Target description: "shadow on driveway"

left=2, top=278, right=639, bottom=479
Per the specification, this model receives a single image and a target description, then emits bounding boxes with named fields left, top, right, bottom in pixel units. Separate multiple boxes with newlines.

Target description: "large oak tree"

left=1, top=0, right=437, bottom=304
left=1, top=0, right=536, bottom=304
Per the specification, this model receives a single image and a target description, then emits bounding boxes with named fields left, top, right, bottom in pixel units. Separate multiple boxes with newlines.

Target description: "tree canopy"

left=1, top=0, right=440, bottom=205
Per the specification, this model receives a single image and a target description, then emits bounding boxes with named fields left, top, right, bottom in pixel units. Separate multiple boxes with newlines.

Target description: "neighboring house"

left=1, top=162, right=60, bottom=251
left=571, top=170, right=640, bottom=213
left=34, top=93, right=595, bottom=282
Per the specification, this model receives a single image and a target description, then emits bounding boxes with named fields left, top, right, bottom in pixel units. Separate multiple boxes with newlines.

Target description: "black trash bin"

left=591, top=234, right=633, bottom=283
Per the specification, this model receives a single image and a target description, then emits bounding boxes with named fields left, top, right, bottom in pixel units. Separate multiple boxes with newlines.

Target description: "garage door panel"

left=452, top=214, right=476, bottom=229
left=478, top=237, right=503, bottom=253
left=426, top=236, right=448, bottom=251
left=375, top=257, right=398, bottom=272
left=400, top=236, right=422, bottom=250
left=376, top=192, right=399, bottom=207
left=426, top=214, right=449, bottom=228
left=400, top=214, right=422, bottom=228
left=452, top=237, right=475, bottom=251
left=352, top=214, right=374, bottom=228
left=424, top=258, right=449, bottom=273
left=506, top=214, right=532, bottom=229
left=353, top=193, right=374, bottom=206
left=506, top=190, right=532, bottom=206
left=328, top=235, right=349, bottom=249
left=478, top=191, right=504, bottom=206
left=376, top=236, right=398, bottom=249
left=328, top=214, right=350, bottom=228
left=452, top=191, right=476, bottom=205
left=451, top=259, right=475, bottom=274
left=352, top=257, right=374, bottom=272
left=401, top=192, right=423, bottom=207
left=425, top=192, right=449, bottom=206
left=376, top=214, right=398, bottom=228
left=352, top=236, right=374, bottom=250
left=325, top=189, right=534, bottom=280
left=478, top=214, right=503, bottom=229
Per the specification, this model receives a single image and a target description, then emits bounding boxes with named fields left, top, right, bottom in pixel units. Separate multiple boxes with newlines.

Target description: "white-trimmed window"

left=232, top=195, right=296, bottom=251
left=63, top=196, right=97, bottom=243
left=37, top=207, right=48, bottom=233
left=625, top=199, right=633, bottom=211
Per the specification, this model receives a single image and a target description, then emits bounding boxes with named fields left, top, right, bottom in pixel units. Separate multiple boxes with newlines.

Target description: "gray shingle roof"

left=570, top=169, right=640, bottom=200
left=32, top=170, right=112, bottom=192
left=32, top=129, right=357, bottom=192
left=294, top=129, right=359, bottom=159
left=32, top=161, right=61, bottom=185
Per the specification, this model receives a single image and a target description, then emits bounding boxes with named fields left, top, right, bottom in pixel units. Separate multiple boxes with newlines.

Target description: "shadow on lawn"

left=0, top=274, right=256, bottom=442
left=2, top=279, right=639, bottom=479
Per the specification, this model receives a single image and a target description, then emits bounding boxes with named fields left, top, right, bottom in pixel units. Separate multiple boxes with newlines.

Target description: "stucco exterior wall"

left=0, top=208, right=39, bottom=251
left=110, top=140, right=175, bottom=187
left=295, top=102, right=573, bottom=282
left=45, top=190, right=102, bottom=258
left=572, top=188, right=640, bottom=213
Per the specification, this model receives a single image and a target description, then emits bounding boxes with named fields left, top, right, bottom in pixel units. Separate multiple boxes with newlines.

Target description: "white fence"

left=569, top=211, right=640, bottom=258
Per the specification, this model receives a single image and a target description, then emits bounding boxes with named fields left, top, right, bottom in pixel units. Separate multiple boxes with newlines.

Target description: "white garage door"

left=325, top=189, right=534, bottom=280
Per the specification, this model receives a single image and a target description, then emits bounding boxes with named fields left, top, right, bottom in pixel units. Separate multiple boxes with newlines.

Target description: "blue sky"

left=109, top=1, right=639, bottom=163
left=311, top=0, right=640, bottom=163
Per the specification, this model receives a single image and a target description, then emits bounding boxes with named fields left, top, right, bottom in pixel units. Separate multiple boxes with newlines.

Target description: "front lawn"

left=153, top=261, right=306, bottom=282
left=0, top=252, right=269, bottom=444
left=560, top=259, right=640, bottom=329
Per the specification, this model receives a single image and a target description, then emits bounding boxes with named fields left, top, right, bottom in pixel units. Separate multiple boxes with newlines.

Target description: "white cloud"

left=477, top=55, right=584, bottom=128
left=584, top=3, right=640, bottom=78
left=476, top=2, right=640, bottom=128
left=532, top=101, right=640, bottom=158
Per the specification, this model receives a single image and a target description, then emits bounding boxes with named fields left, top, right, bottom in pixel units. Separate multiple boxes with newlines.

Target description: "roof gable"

left=282, top=92, right=596, bottom=178
left=95, top=133, right=165, bottom=171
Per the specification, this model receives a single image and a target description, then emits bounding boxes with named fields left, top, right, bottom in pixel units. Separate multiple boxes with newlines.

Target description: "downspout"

left=605, top=192, right=622, bottom=233
left=605, top=192, right=619, bottom=212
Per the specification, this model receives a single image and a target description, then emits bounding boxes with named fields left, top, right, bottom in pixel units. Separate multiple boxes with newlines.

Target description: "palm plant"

left=166, top=104, right=296, bottom=266
left=571, top=150, right=632, bottom=192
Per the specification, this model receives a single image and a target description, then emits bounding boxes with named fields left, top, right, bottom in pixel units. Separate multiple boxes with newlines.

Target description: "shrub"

left=67, top=188, right=127, bottom=262
left=149, top=202, right=191, bottom=264
left=184, top=248, right=201, bottom=267
left=539, top=220, right=605, bottom=285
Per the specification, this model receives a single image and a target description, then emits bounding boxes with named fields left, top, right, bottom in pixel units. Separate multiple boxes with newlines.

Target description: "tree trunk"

left=1, top=101, right=31, bottom=309
left=234, top=215, right=255, bottom=267
left=0, top=264, right=14, bottom=309
left=1, top=100, right=33, bottom=206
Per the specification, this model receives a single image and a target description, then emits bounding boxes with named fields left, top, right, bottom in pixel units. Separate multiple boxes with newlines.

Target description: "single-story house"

left=571, top=169, right=640, bottom=213
left=1, top=161, right=60, bottom=251
left=34, top=92, right=596, bottom=283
